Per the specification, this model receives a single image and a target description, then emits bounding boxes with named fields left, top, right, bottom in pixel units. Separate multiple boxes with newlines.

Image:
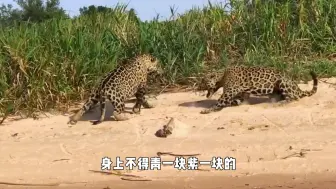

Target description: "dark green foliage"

left=0, top=1, right=335, bottom=117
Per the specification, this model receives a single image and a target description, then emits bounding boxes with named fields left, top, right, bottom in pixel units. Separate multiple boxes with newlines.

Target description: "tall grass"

left=0, top=0, right=335, bottom=118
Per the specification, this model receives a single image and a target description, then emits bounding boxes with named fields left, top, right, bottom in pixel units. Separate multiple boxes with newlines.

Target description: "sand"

left=1, top=78, right=336, bottom=189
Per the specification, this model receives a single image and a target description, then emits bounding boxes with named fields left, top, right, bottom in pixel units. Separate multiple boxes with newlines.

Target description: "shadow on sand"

left=68, top=99, right=138, bottom=124
left=178, top=96, right=274, bottom=108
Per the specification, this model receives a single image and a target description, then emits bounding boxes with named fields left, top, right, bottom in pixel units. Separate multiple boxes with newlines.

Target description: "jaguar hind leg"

left=68, top=98, right=98, bottom=125
left=92, top=97, right=108, bottom=125
left=112, top=100, right=130, bottom=121
left=273, top=80, right=301, bottom=106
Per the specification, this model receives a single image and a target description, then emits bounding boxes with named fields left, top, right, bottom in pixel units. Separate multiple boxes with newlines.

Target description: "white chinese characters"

left=100, top=156, right=236, bottom=171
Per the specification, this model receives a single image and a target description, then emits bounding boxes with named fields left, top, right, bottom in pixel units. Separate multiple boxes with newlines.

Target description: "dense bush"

left=0, top=0, right=335, bottom=117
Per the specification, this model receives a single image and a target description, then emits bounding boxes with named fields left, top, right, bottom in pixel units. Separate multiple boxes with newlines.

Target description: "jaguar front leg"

left=231, top=92, right=250, bottom=106
left=132, top=84, right=154, bottom=114
left=201, top=88, right=239, bottom=114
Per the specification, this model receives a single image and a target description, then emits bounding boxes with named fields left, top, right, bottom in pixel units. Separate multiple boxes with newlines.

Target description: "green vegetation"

left=0, top=0, right=335, bottom=118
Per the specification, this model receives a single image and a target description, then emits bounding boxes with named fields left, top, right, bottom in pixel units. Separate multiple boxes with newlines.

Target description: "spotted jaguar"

left=200, top=65, right=318, bottom=114
left=199, top=70, right=285, bottom=106
left=68, top=54, right=163, bottom=125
